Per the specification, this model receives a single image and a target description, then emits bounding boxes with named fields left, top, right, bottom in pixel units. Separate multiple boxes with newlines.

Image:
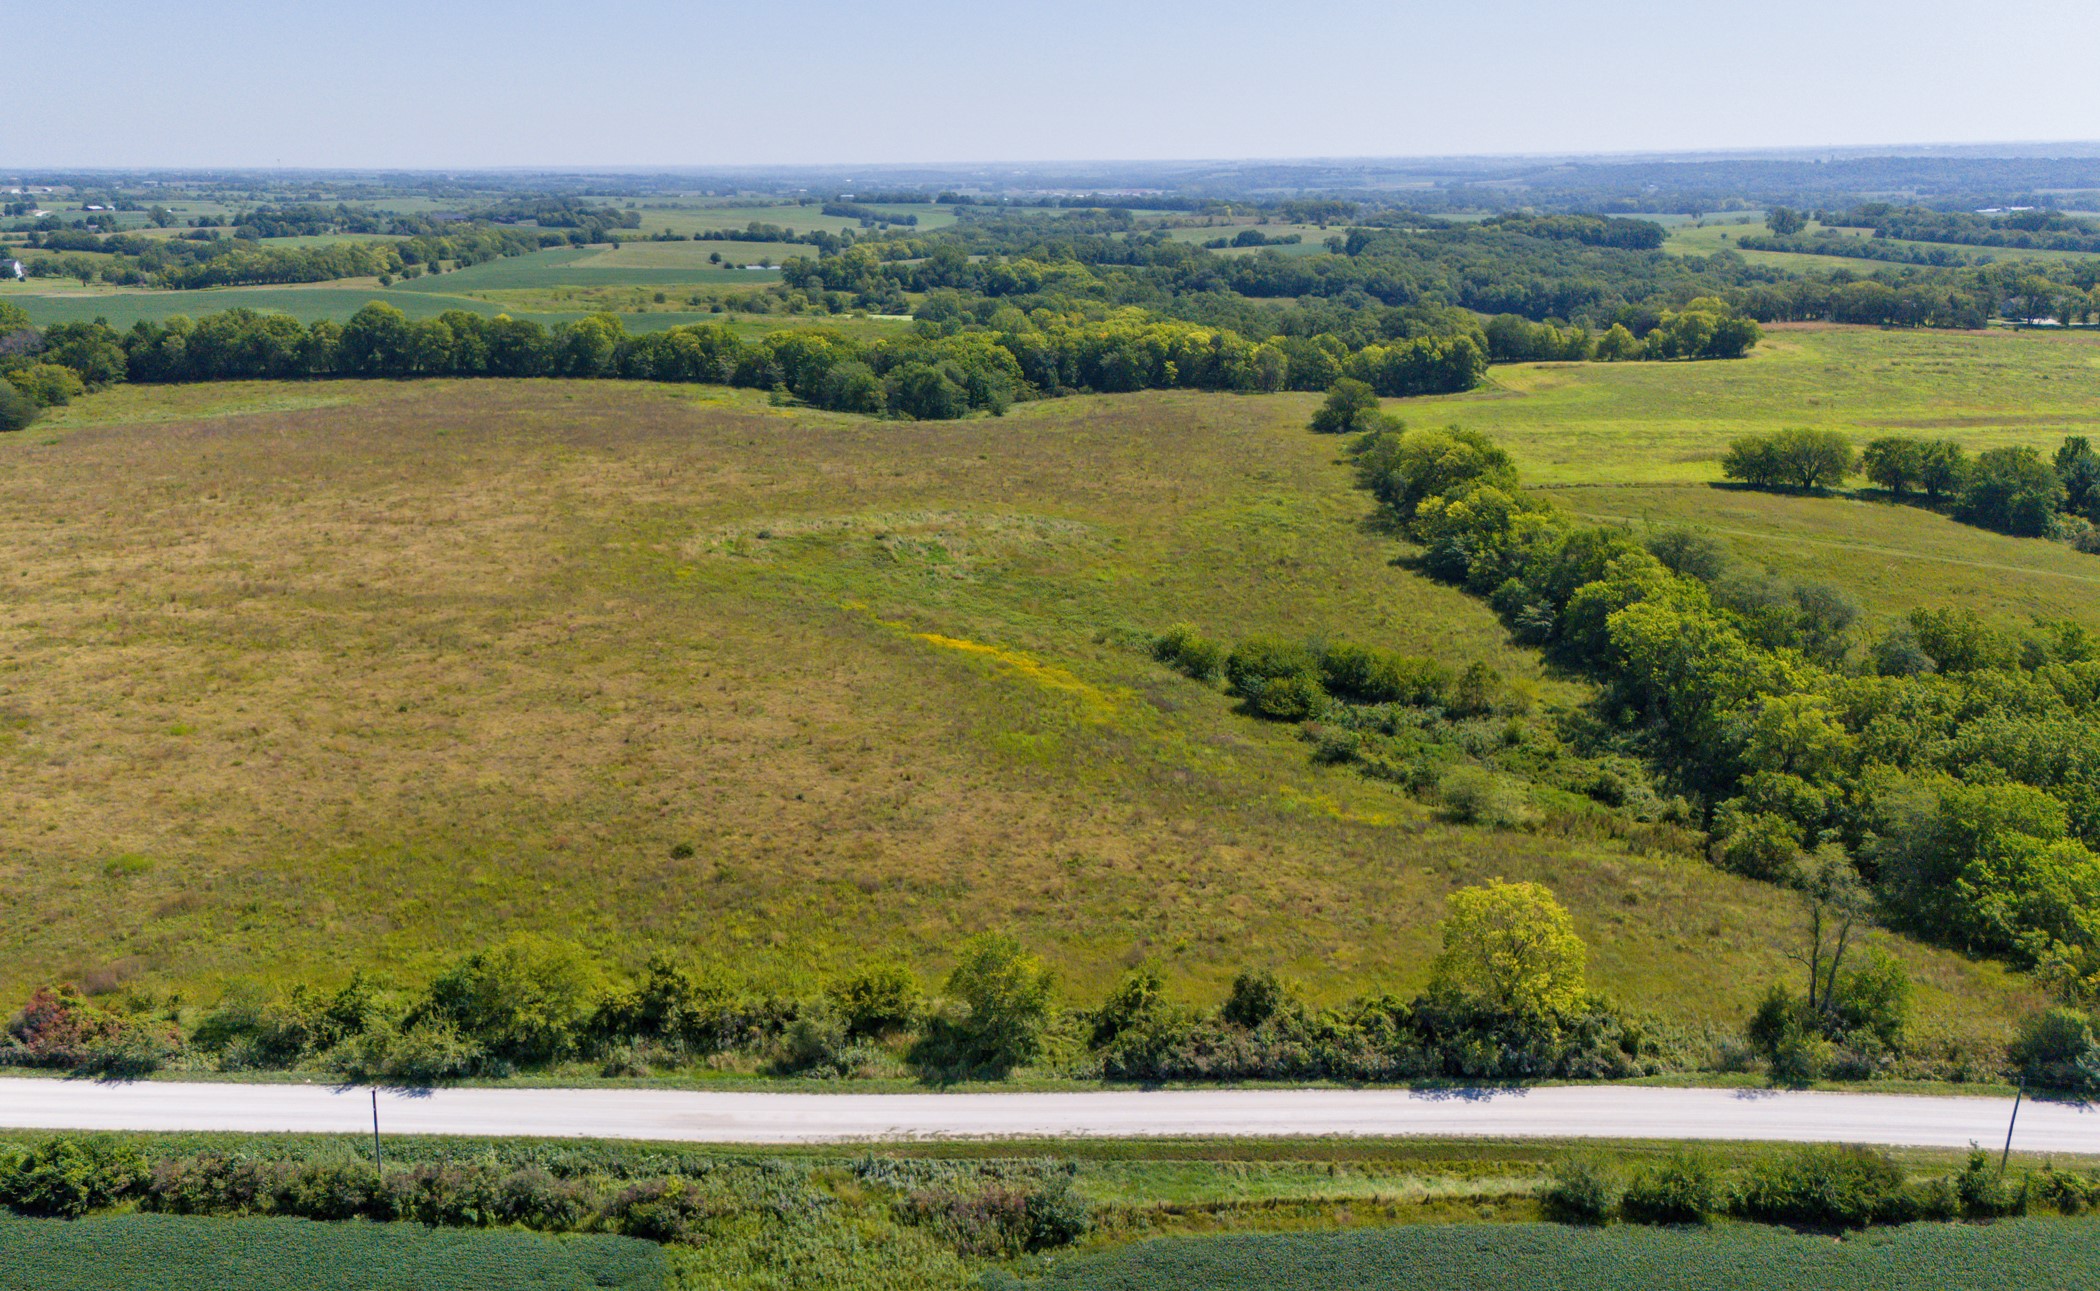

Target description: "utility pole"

left=371, top=1088, right=384, bottom=1179
left=2000, top=1077, right=2025, bottom=1174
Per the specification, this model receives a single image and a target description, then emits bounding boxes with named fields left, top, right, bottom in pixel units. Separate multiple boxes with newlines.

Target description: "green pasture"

left=388, top=246, right=780, bottom=291
left=1432, top=325, right=2100, bottom=486
left=584, top=239, right=801, bottom=269
left=1020, top=1221, right=2100, bottom=1291
left=0, top=1214, right=664, bottom=1291
left=1666, top=218, right=2100, bottom=270
left=0, top=281, right=737, bottom=332
left=622, top=199, right=959, bottom=240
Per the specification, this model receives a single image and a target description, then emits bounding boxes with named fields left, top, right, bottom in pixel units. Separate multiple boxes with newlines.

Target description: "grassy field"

left=1019, top=1220, right=2100, bottom=1291
left=0, top=349, right=2047, bottom=1039
left=584, top=239, right=805, bottom=269
left=1438, top=325, right=2100, bottom=485
left=0, top=282, right=760, bottom=332
left=0, top=1214, right=664, bottom=1291
left=1665, top=217, right=2100, bottom=270
left=389, top=247, right=782, bottom=292
left=626, top=200, right=956, bottom=238
left=1414, top=326, right=2100, bottom=636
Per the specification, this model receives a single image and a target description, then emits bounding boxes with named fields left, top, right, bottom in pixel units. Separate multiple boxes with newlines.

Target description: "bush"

left=1542, top=1156, right=1616, bottom=1224
left=912, top=933, right=1055, bottom=1078
left=1621, top=1149, right=1718, bottom=1224
left=0, top=1137, right=148, bottom=1219
left=1436, top=765, right=1533, bottom=829
left=328, top=1017, right=483, bottom=1086
left=2009, top=1007, right=2100, bottom=1091
left=5, top=362, right=86, bottom=408
left=1733, top=1145, right=1910, bottom=1228
left=416, top=935, right=605, bottom=1065
left=1223, top=636, right=1319, bottom=700
left=828, top=962, right=924, bottom=1041
left=898, top=1176, right=1090, bottom=1257
left=0, top=382, right=37, bottom=433
left=1644, top=527, right=1730, bottom=582
left=1152, top=624, right=1224, bottom=681
left=1307, top=378, right=1381, bottom=435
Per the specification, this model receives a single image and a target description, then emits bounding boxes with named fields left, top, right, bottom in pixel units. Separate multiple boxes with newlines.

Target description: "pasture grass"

left=0, top=369, right=2040, bottom=1043
left=1438, top=324, right=2100, bottom=485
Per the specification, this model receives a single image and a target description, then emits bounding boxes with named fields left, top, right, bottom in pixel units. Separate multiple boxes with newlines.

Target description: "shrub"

left=1733, top=1145, right=1910, bottom=1228
left=327, top=1017, right=483, bottom=1086
left=1152, top=624, right=1224, bottom=681
left=416, top=935, right=605, bottom=1064
left=1436, top=765, right=1533, bottom=829
left=2008, top=1007, right=2100, bottom=1091
left=913, top=933, right=1055, bottom=1078
left=1251, top=672, right=1324, bottom=720
left=1644, top=527, right=1730, bottom=582
left=4, top=362, right=86, bottom=408
left=1220, top=969, right=1288, bottom=1030
left=828, top=962, right=924, bottom=1041
left=1223, top=636, right=1319, bottom=700
left=0, top=382, right=36, bottom=433
left=1621, top=1149, right=1718, bottom=1224
left=898, top=1177, right=1090, bottom=1257
left=1542, top=1156, right=1616, bottom=1224
left=1307, top=378, right=1381, bottom=435
left=0, top=1137, right=148, bottom=1219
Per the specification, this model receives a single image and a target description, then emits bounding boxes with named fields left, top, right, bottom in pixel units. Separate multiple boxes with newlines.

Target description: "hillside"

left=4, top=326, right=2088, bottom=1038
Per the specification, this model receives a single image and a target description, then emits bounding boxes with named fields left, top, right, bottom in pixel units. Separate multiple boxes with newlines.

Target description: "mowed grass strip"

left=0, top=376, right=2037, bottom=1033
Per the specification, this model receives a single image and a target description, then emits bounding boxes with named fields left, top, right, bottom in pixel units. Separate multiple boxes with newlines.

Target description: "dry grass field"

left=0, top=347, right=2055, bottom=1038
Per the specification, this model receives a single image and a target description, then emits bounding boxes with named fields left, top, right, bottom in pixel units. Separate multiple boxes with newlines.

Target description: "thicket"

left=1727, top=429, right=2100, bottom=549
left=0, top=1133, right=1084, bottom=1272
left=3, top=885, right=1678, bottom=1088
left=1338, top=400, right=2100, bottom=1030
left=1544, top=1144, right=2100, bottom=1230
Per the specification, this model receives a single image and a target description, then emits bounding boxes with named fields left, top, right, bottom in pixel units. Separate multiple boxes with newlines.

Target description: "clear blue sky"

left=22, top=0, right=2100, bottom=168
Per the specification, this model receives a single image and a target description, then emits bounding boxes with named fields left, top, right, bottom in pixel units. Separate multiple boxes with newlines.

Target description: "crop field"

left=0, top=345, right=2045, bottom=1034
left=1020, top=1220, right=2100, bottom=1291
left=0, top=1214, right=664, bottom=1291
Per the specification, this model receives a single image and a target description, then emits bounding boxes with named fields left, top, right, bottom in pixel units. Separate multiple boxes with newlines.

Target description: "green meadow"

left=0, top=323, right=2073, bottom=1046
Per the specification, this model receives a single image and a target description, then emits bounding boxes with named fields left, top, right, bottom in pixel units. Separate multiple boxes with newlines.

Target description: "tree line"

left=0, top=299, right=1496, bottom=428
left=1338, top=399, right=2100, bottom=1017
left=1722, top=428, right=2100, bottom=549
left=4, top=882, right=1649, bottom=1087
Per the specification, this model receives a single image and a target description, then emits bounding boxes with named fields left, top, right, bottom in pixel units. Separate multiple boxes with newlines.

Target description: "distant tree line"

left=0, top=300, right=1486, bottom=423
left=1722, top=428, right=2100, bottom=549
left=1343, top=403, right=2100, bottom=1007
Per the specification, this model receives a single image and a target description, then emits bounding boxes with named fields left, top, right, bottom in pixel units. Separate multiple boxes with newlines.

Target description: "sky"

left=19, top=0, right=2100, bottom=169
